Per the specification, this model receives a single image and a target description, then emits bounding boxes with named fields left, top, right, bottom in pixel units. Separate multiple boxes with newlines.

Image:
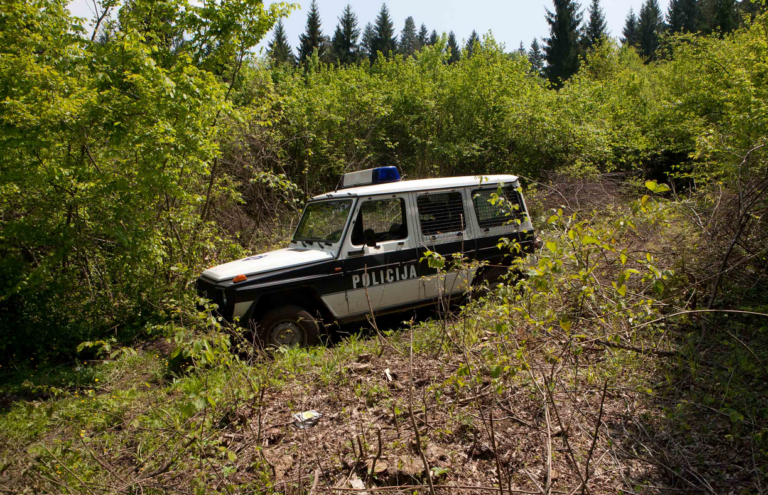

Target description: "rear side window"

left=472, top=186, right=525, bottom=229
left=417, top=192, right=466, bottom=236
left=351, top=198, right=407, bottom=245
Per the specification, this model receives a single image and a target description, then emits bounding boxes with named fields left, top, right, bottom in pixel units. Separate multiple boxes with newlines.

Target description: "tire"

left=257, top=305, right=321, bottom=348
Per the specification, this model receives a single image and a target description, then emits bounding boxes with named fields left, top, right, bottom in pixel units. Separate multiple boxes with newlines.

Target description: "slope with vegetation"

left=1, top=0, right=768, bottom=493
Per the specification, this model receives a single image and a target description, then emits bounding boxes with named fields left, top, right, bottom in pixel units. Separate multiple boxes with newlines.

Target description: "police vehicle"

left=196, top=168, right=535, bottom=348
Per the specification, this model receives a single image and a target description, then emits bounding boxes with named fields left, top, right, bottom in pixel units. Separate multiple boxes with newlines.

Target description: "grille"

left=196, top=278, right=217, bottom=302
left=417, top=192, right=466, bottom=236
left=472, top=186, right=525, bottom=229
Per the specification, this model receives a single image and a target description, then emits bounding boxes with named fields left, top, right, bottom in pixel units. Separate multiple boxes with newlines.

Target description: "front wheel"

left=257, top=305, right=321, bottom=348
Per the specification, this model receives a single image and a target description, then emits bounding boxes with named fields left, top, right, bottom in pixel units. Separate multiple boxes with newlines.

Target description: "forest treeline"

left=267, top=0, right=764, bottom=85
left=1, top=0, right=767, bottom=358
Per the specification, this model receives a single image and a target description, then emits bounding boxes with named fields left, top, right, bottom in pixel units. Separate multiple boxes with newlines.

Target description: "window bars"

left=417, top=192, right=466, bottom=236
left=472, top=186, right=525, bottom=229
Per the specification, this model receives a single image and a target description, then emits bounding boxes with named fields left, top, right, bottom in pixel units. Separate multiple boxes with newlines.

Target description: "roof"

left=312, top=175, right=520, bottom=200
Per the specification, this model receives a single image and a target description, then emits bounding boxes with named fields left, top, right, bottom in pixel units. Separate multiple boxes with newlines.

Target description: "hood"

left=201, top=248, right=334, bottom=282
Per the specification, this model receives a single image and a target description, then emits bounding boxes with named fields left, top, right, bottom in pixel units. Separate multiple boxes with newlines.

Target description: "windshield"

left=292, top=200, right=353, bottom=245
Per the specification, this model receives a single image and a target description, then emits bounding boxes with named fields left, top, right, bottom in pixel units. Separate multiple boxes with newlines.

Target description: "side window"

left=417, top=192, right=466, bottom=236
left=351, top=198, right=408, bottom=246
left=472, top=186, right=525, bottom=229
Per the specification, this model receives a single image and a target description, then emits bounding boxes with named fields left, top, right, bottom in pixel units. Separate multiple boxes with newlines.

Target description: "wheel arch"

left=244, top=286, right=334, bottom=325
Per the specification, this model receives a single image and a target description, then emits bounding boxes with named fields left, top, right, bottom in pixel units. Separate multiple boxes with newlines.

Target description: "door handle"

left=347, top=249, right=365, bottom=257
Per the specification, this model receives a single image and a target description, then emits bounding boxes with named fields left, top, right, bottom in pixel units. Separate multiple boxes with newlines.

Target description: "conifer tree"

left=621, top=8, right=639, bottom=46
left=667, top=0, right=699, bottom=33
left=371, top=3, right=398, bottom=60
left=267, top=19, right=295, bottom=66
left=361, top=23, right=374, bottom=59
left=400, top=16, right=419, bottom=57
left=331, top=4, right=360, bottom=65
left=699, top=0, right=738, bottom=34
left=543, top=0, right=583, bottom=87
left=585, top=0, right=608, bottom=49
left=429, top=30, right=439, bottom=46
left=637, top=0, right=664, bottom=61
left=447, top=31, right=461, bottom=63
left=465, top=30, right=480, bottom=58
left=298, top=0, right=328, bottom=63
left=529, top=38, right=545, bottom=75
left=418, top=24, right=429, bottom=48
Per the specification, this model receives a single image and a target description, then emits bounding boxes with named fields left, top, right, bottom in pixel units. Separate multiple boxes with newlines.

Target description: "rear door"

left=414, top=189, right=476, bottom=300
left=335, top=194, right=421, bottom=317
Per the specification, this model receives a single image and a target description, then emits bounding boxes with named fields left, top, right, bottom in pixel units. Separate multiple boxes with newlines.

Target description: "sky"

left=67, top=0, right=671, bottom=55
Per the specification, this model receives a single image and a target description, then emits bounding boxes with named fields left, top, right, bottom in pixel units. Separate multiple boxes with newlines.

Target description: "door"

left=414, top=189, right=477, bottom=300
left=337, top=194, right=421, bottom=317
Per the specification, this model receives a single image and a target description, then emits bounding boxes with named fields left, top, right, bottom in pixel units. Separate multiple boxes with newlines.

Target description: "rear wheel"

left=257, top=305, right=321, bottom=348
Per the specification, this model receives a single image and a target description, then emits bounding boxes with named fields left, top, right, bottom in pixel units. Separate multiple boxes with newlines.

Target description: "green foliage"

left=544, top=0, right=583, bottom=86
left=297, top=0, right=328, bottom=64
left=637, top=0, right=665, bottom=61
left=268, top=19, right=296, bottom=66
left=331, top=4, right=361, bottom=65
left=0, top=0, right=291, bottom=357
left=371, top=3, right=398, bottom=60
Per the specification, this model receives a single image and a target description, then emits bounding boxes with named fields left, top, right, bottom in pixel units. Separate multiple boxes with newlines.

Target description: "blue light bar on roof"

left=341, top=167, right=401, bottom=188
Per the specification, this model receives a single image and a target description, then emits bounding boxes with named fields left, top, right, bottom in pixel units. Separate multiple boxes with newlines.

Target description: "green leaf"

left=546, top=241, right=557, bottom=253
left=617, top=285, right=627, bottom=297
left=582, top=236, right=599, bottom=245
left=227, top=450, right=237, bottom=462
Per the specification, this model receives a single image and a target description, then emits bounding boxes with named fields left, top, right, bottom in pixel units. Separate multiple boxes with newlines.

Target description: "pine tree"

left=400, top=16, right=419, bottom=57
left=637, top=0, right=664, bottom=61
left=418, top=24, right=429, bottom=48
left=371, top=3, right=398, bottom=60
left=429, top=30, right=439, bottom=46
left=543, top=0, right=583, bottom=87
left=331, top=4, right=360, bottom=65
left=298, top=0, right=328, bottom=63
left=621, top=8, right=639, bottom=46
left=667, top=0, right=699, bottom=33
left=700, top=0, right=738, bottom=34
left=361, top=23, right=374, bottom=59
left=447, top=31, right=461, bottom=64
left=267, top=19, right=295, bottom=66
left=585, top=0, right=608, bottom=49
left=529, top=38, right=545, bottom=75
left=465, top=30, right=480, bottom=58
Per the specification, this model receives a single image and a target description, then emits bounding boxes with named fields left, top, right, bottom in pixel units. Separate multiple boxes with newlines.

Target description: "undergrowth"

left=1, top=184, right=767, bottom=494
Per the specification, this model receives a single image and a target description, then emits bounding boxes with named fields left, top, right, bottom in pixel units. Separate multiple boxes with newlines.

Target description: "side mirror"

left=363, top=229, right=378, bottom=248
